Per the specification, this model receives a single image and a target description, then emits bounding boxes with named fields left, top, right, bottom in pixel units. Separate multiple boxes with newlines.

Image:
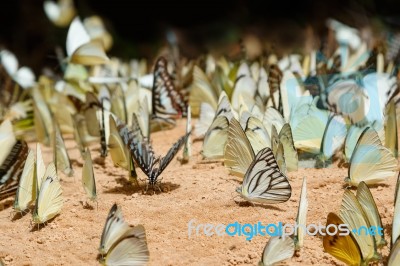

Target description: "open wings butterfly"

left=113, top=116, right=190, bottom=191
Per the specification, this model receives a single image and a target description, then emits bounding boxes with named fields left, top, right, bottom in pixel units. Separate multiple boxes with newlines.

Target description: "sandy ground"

left=0, top=118, right=397, bottom=266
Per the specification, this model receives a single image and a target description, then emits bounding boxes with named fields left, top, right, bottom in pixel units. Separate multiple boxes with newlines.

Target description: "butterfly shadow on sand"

left=29, top=214, right=60, bottom=232
left=103, top=177, right=143, bottom=196
left=11, top=206, right=33, bottom=221
left=234, top=200, right=284, bottom=211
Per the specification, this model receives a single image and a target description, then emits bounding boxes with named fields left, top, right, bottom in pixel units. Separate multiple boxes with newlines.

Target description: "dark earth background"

left=0, top=0, right=400, bottom=74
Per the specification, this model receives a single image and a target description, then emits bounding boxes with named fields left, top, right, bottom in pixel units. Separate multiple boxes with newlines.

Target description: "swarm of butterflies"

left=0, top=0, right=400, bottom=264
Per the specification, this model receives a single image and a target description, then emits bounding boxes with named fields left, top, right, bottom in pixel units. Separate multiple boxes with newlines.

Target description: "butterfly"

left=224, top=117, right=257, bottom=178
left=32, top=162, right=63, bottom=225
left=323, top=212, right=363, bottom=266
left=290, top=97, right=329, bottom=154
left=53, top=120, right=73, bottom=176
left=316, top=114, right=347, bottom=168
left=43, top=0, right=76, bottom=27
left=99, top=204, right=149, bottom=265
left=0, top=140, right=29, bottom=201
left=345, top=127, right=398, bottom=186
left=14, top=149, right=35, bottom=213
left=338, top=188, right=381, bottom=263
left=83, top=16, right=113, bottom=51
left=294, top=177, right=308, bottom=250
left=66, top=17, right=109, bottom=65
left=236, top=147, right=291, bottom=204
left=32, top=87, right=53, bottom=146
left=202, top=92, right=234, bottom=159
left=189, top=65, right=218, bottom=116
left=151, top=56, right=186, bottom=127
left=82, top=148, right=97, bottom=202
left=0, top=50, right=36, bottom=89
left=114, top=117, right=190, bottom=191
left=0, top=119, right=17, bottom=167
left=271, top=123, right=298, bottom=172
left=258, top=236, right=295, bottom=266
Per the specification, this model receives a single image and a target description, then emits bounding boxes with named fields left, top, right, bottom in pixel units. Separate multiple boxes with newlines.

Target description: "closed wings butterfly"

left=152, top=57, right=186, bottom=123
left=99, top=204, right=149, bottom=265
left=236, top=147, right=291, bottom=204
left=258, top=236, right=295, bottom=266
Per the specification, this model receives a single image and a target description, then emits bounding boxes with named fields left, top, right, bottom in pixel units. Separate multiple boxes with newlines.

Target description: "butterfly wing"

left=202, top=115, right=229, bottom=159
left=0, top=120, right=17, bottom=166
left=189, top=65, right=218, bottom=116
left=259, top=236, right=294, bottom=266
left=224, top=118, right=255, bottom=178
left=33, top=163, right=63, bottom=224
left=348, top=127, right=398, bottom=186
left=36, top=143, right=46, bottom=189
left=239, top=147, right=291, bottom=204
left=14, top=149, right=35, bottom=212
left=53, top=121, right=73, bottom=176
left=152, top=57, right=186, bottom=120
left=154, top=132, right=191, bottom=181
left=318, top=115, right=347, bottom=167
left=323, top=212, right=362, bottom=266
left=295, top=177, right=308, bottom=250
left=108, top=115, right=130, bottom=170
left=339, top=190, right=379, bottom=263
left=104, top=226, right=150, bottom=266
left=279, top=124, right=298, bottom=172
left=99, top=204, right=131, bottom=255
left=245, top=117, right=271, bottom=155
left=194, top=102, right=215, bottom=139
left=82, top=149, right=97, bottom=201
left=356, top=182, right=386, bottom=248
left=0, top=141, right=28, bottom=200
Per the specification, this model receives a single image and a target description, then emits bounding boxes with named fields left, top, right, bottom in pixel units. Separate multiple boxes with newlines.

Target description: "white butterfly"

left=258, top=236, right=295, bottom=266
left=43, top=0, right=76, bottom=27
left=0, top=50, right=35, bottom=88
left=66, top=17, right=109, bottom=65
left=82, top=148, right=97, bottom=202
left=32, top=162, right=63, bottom=225
left=99, top=204, right=149, bottom=265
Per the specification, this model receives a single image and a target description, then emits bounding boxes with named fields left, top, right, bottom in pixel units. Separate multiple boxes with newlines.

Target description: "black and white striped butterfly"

left=152, top=57, right=187, bottom=125
left=0, top=140, right=28, bottom=200
left=114, top=116, right=190, bottom=191
left=236, top=147, right=291, bottom=204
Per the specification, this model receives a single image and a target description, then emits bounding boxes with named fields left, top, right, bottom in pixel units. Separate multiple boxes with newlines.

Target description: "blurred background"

left=1, top=0, right=400, bottom=74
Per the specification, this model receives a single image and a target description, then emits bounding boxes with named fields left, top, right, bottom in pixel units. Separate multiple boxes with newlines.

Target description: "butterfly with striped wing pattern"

left=0, top=140, right=29, bottom=200
left=113, top=116, right=190, bottom=193
left=236, top=147, right=292, bottom=204
left=152, top=57, right=187, bottom=127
